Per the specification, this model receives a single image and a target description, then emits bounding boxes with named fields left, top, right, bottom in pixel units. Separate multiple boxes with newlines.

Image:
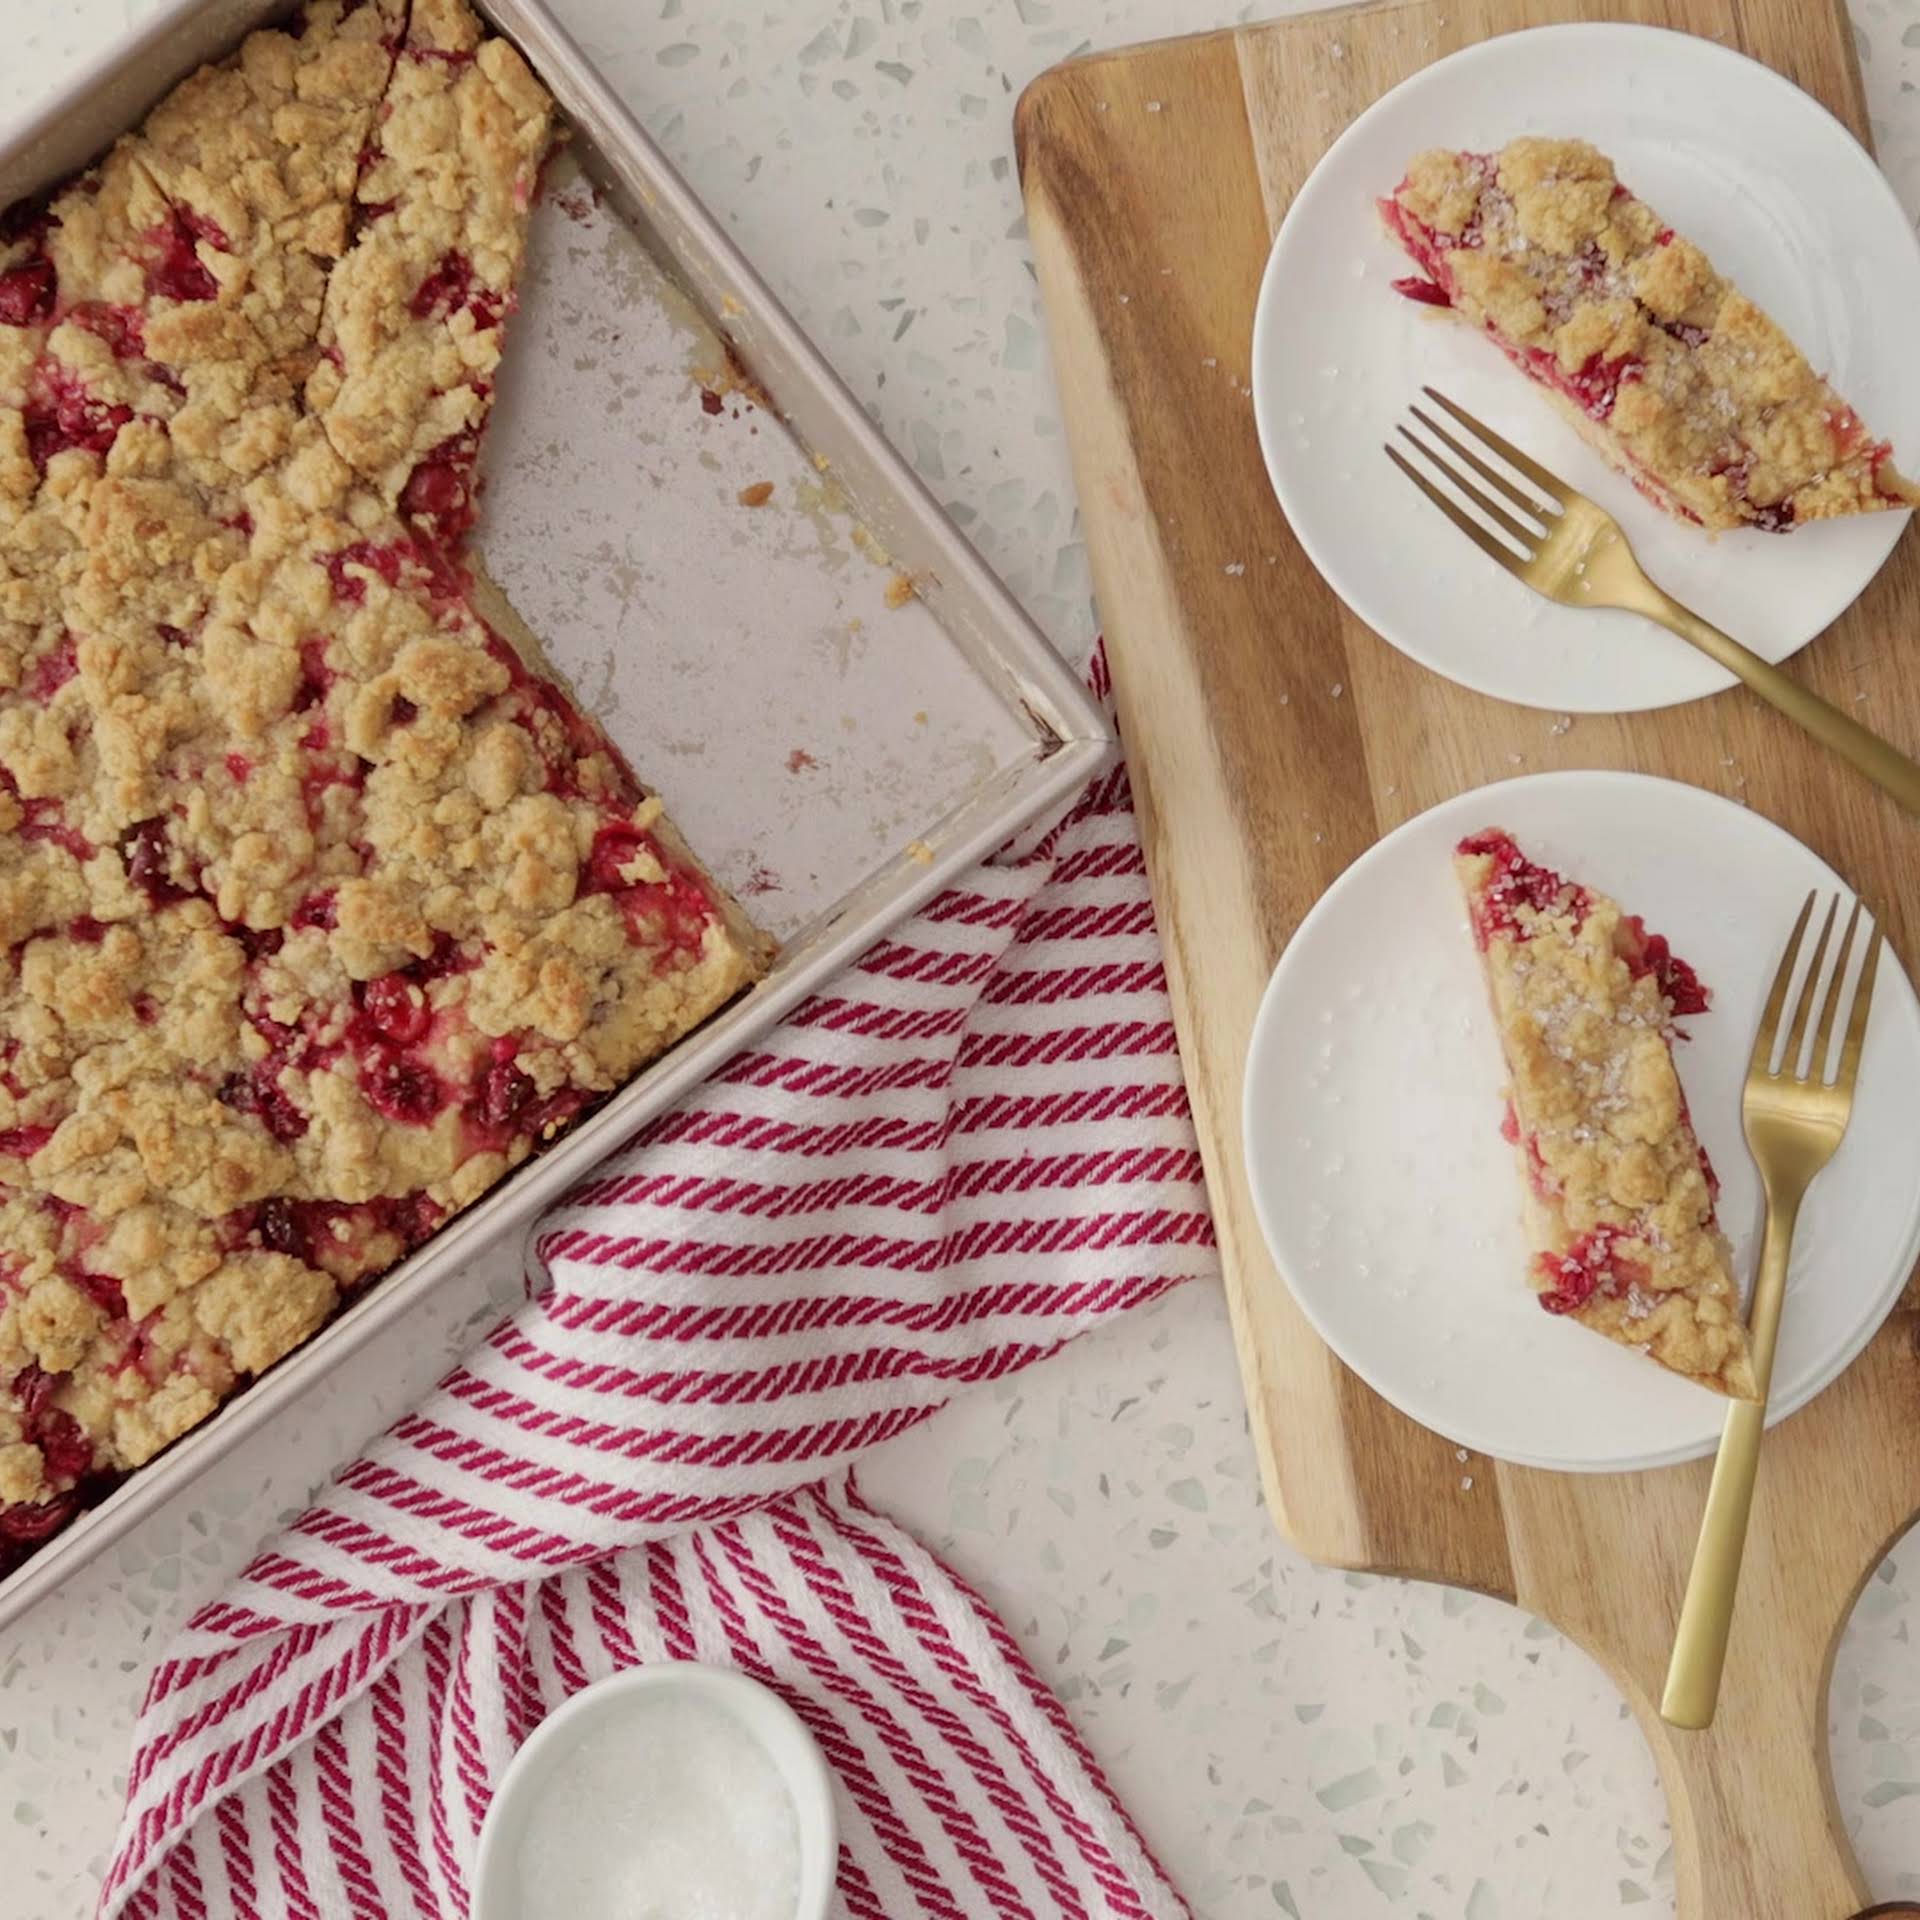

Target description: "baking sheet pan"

left=0, top=0, right=1109, bottom=1627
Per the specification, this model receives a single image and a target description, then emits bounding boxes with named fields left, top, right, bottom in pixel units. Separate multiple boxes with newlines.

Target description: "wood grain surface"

left=1017, top=3, right=1920, bottom=1914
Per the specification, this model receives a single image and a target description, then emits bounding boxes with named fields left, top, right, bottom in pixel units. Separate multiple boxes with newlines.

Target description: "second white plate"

left=1241, top=772, right=1920, bottom=1472
left=1250, top=24, right=1920, bottom=714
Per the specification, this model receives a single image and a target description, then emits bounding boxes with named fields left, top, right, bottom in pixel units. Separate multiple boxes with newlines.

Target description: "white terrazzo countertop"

left=4, top=2, right=1919, bottom=1915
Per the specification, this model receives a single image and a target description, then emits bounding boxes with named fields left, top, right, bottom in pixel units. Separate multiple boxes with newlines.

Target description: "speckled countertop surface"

left=3, top=3, right=1919, bottom=1916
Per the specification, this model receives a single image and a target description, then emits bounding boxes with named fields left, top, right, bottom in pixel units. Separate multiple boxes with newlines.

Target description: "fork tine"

left=1409, top=404, right=1558, bottom=525
left=1395, top=426, right=1543, bottom=552
left=1805, top=898, right=1862, bottom=1084
left=1422, top=387, right=1574, bottom=507
left=1385, top=444, right=1530, bottom=576
left=1833, top=922, right=1884, bottom=1094
left=1750, top=891, right=1816, bottom=1079
left=1780, top=895, right=1838, bottom=1081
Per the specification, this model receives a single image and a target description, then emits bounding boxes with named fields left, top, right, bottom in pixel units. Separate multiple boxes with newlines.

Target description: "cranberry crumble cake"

left=1382, top=138, right=1920, bottom=533
left=0, top=0, right=769, bottom=1570
left=1455, top=830, right=1755, bottom=1398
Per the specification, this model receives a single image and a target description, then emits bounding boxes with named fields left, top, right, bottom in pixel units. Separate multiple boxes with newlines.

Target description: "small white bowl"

left=472, top=1663, right=838, bottom=1920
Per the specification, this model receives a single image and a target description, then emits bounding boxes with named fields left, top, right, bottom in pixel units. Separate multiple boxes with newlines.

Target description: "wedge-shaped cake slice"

left=1454, top=829, right=1755, bottom=1398
left=1381, top=138, right=1920, bottom=532
left=307, top=0, right=552, bottom=543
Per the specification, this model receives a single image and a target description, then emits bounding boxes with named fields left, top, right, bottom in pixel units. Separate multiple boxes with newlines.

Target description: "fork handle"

left=1644, top=588, right=1920, bottom=816
left=1661, top=1188, right=1798, bottom=1729
left=1661, top=1395, right=1767, bottom=1728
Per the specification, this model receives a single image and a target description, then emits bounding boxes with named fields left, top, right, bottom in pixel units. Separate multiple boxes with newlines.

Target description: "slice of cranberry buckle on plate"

left=1380, top=137, right=1920, bottom=535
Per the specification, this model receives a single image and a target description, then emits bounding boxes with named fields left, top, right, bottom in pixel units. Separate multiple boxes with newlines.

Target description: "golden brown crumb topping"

left=1384, top=138, right=1920, bottom=533
left=0, top=0, right=768, bottom=1550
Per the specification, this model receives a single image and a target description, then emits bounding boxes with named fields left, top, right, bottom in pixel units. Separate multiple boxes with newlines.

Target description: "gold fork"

left=1386, top=390, right=1920, bottom=817
left=1661, top=890, right=1884, bottom=1730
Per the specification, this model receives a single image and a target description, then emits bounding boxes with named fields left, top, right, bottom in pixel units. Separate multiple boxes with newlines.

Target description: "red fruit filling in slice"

left=227, top=1191, right=445, bottom=1283
left=22, top=361, right=133, bottom=473
left=121, top=817, right=195, bottom=905
left=290, top=889, right=339, bottom=932
left=472, top=1058, right=534, bottom=1132
left=18, top=797, right=93, bottom=862
left=293, top=633, right=338, bottom=709
left=400, top=428, right=482, bottom=541
left=322, top=541, right=405, bottom=605
left=0, top=255, right=56, bottom=327
left=66, top=301, right=146, bottom=358
left=218, top=1059, right=309, bottom=1144
left=321, top=535, right=466, bottom=610
left=1536, top=1225, right=1650, bottom=1315
left=144, top=205, right=228, bottom=303
left=1455, top=832, right=1707, bottom=1018
left=1455, top=830, right=1589, bottom=949
left=482, top=633, right=627, bottom=802
left=2, top=1365, right=101, bottom=1563
left=0, top=1492, right=81, bottom=1553
left=22, top=634, right=79, bottom=702
left=409, top=249, right=506, bottom=330
left=580, top=822, right=718, bottom=965
left=1386, top=189, right=1651, bottom=430
left=357, top=972, right=432, bottom=1046
left=17, top=1387, right=94, bottom=1486
left=67, top=1266, right=129, bottom=1321
left=1496, top=1101, right=1562, bottom=1202
left=1617, top=913, right=1710, bottom=1017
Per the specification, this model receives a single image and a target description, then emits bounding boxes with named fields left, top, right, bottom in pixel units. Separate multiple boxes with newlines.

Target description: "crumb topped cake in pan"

left=0, top=0, right=770, bottom=1566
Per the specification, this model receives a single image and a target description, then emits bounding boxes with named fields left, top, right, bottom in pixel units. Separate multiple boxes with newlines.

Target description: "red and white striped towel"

left=100, top=654, right=1216, bottom=1920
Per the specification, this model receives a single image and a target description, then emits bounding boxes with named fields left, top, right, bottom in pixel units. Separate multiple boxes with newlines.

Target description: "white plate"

left=1241, top=772, right=1920, bottom=1472
left=1250, top=24, right=1920, bottom=714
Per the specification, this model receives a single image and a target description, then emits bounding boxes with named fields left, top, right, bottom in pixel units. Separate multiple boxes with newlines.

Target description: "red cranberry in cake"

left=1382, top=139, right=1920, bottom=532
left=22, top=361, right=133, bottom=473
left=0, top=256, right=56, bottom=327
left=399, top=428, right=481, bottom=542
left=1454, top=829, right=1754, bottom=1398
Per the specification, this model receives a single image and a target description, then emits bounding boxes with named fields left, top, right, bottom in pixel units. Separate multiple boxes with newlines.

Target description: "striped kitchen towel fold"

left=100, top=650, right=1217, bottom=1920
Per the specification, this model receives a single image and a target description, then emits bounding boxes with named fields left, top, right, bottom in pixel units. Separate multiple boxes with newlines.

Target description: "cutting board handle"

left=1527, top=1453, right=1919, bottom=1920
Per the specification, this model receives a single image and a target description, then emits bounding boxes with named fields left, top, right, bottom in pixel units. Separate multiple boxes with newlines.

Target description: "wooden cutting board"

left=1018, top=3, right=1920, bottom=1915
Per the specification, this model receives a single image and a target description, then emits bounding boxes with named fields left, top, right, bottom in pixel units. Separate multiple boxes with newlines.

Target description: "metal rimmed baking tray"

left=0, top=0, right=1109, bottom=1627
